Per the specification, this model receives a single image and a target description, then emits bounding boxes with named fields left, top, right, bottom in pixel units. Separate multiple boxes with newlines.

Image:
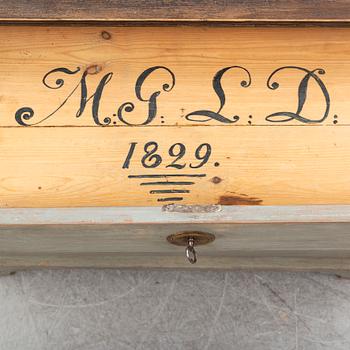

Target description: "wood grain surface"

left=1, top=26, right=350, bottom=207
left=1, top=0, right=350, bottom=22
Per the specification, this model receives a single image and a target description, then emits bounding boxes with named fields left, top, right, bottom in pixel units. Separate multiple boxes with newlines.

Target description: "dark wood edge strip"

left=1, top=1, right=350, bottom=22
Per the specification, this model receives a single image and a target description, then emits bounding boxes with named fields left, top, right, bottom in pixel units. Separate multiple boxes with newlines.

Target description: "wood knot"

left=85, top=64, right=102, bottom=75
left=211, top=176, right=222, bottom=184
left=101, top=31, right=112, bottom=40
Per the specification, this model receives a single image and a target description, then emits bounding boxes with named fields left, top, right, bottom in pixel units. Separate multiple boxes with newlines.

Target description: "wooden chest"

left=1, top=1, right=350, bottom=273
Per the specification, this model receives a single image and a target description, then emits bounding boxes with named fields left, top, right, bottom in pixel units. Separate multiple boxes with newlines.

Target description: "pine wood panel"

left=1, top=26, right=350, bottom=207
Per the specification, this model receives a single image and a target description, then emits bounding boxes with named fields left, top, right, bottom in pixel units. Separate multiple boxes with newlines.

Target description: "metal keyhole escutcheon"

left=167, top=231, right=215, bottom=264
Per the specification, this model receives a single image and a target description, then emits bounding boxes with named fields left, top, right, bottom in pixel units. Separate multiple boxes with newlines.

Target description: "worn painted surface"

left=1, top=269, right=350, bottom=349
left=1, top=206, right=350, bottom=270
left=2, top=205, right=350, bottom=225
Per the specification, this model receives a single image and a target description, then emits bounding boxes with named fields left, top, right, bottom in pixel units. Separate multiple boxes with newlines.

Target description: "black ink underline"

left=150, top=189, right=190, bottom=194
left=140, top=181, right=195, bottom=186
left=157, top=197, right=184, bottom=202
left=128, top=174, right=206, bottom=178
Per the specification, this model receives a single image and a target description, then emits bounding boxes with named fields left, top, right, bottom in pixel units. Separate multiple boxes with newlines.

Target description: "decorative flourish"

left=42, top=67, right=80, bottom=89
left=333, top=114, right=338, bottom=125
left=185, top=66, right=251, bottom=123
left=117, top=66, right=176, bottom=126
left=15, top=67, right=80, bottom=126
left=266, top=66, right=330, bottom=123
left=15, top=66, right=113, bottom=126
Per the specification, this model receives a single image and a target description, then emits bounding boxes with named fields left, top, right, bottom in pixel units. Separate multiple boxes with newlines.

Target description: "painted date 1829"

left=122, top=142, right=212, bottom=169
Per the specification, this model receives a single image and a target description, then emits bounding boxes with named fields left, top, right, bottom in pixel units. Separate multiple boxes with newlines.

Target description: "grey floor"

left=1, top=270, right=350, bottom=350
